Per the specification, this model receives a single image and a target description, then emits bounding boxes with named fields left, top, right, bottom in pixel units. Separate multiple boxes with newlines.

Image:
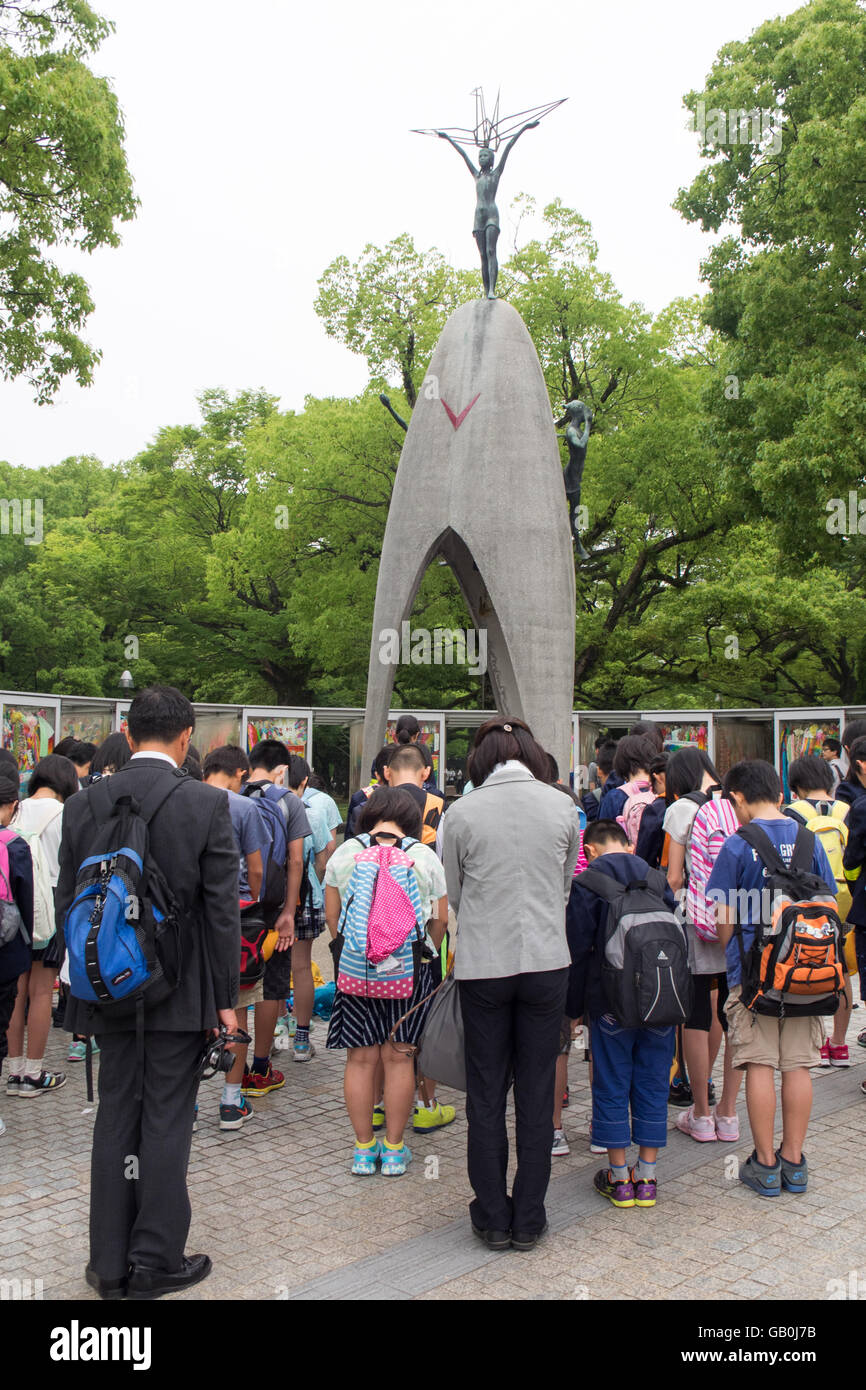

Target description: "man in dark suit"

left=56, top=685, right=240, bottom=1301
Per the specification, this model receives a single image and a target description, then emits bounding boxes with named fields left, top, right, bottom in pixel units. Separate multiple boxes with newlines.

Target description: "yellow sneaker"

left=372, top=1105, right=385, bottom=1131
left=412, top=1101, right=456, bottom=1132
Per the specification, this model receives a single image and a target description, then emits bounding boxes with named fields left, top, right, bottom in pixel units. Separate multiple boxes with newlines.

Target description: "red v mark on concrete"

left=440, top=393, right=480, bottom=430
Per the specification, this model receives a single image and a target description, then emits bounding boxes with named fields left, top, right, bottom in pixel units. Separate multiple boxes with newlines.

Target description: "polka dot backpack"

left=335, top=835, right=426, bottom=999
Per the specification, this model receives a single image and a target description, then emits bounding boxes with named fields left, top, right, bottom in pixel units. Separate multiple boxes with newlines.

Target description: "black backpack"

left=577, top=867, right=693, bottom=1028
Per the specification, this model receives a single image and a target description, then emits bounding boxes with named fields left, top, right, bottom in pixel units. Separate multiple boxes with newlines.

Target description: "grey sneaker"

left=551, top=1128, right=569, bottom=1156
left=18, top=1071, right=66, bottom=1097
left=739, top=1150, right=781, bottom=1197
left=776, top=1149, right=807, bottom=1193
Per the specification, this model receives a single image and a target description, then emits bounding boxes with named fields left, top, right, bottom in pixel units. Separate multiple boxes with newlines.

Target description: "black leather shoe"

left=471, top=1224, right=511, bottom=1252
left=511, top=1224, right=549, bottom=1251
left=127, top=1253, right=212, bottom=1300
left=85, top=1266, right=128, bottom=1300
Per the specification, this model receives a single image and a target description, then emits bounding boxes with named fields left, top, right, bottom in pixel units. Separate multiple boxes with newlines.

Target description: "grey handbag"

left=417, top=973, right=465, bottom=1093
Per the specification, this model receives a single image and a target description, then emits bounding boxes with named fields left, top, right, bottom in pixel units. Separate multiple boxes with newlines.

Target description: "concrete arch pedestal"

left=363, top=298, right=576, bottom=780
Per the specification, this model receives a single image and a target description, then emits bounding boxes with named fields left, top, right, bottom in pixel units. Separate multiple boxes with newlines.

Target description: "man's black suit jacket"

left=55, top=756, right=240, bottom=1034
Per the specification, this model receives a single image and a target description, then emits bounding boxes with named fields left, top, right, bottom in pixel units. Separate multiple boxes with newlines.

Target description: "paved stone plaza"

left=2, top=937, right=865, bottom=1303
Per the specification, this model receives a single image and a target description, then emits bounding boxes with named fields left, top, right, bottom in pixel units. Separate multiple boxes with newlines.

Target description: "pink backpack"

left=617, top=780, right=656, bottom=847
left=365, top=845, right=418, bottom=964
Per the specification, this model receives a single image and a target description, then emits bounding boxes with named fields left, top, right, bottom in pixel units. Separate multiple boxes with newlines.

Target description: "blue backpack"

left=63, top=772, right=187, bottom=1095
left=333, top=834, right=426, bottom=999
left=240, top=781, right=311, bottom=915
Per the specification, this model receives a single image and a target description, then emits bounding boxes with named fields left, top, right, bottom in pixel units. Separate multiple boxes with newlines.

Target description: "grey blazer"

left=442, top=766, right=581, bottom=980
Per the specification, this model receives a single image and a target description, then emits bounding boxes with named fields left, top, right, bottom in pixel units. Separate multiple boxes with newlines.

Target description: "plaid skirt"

left=326, top=961, right=436, bottom=1050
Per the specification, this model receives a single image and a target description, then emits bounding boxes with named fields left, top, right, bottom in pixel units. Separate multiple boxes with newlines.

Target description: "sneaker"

left=713, top=1108, right=740, bottom=1142
left=777, top=1149, right=808, bottom=1193
left=668, top=1078, right=693, bottom=1107
left=828, top=1043, right=851, bottom=1067
left=819, top=1039, right=831, bottom=1067
left=18, top=1071, right=66, bottom=1097
left=241, top=1064, right=285, bottom=1096
left=738, top=1150, right=781, bottom=1198
left=5, top=1076, right=20, bottom=1097
left=293, top=1040, right=316, bottom=1063
left=351, top=1139, right=381, bottom=1176
left=192, top=1104, right=199, bottom=1134
left=588, top=1122, right=608, bottom=1155
left=219, top=1097, right=254, bottom=1130
left=860, top=1078, right=866, bottom=1096
left=857, top=1027, right=866, bottom=1049
left=707, top=1079, right=717, bottom=1108
left=675, top=1104, right=717, bottom=1142
left=630, top=1167, right=657, bottom=1207
left=372, top=1105, right=385, bottom=1131
left=551, top=1128, right=570, bottom=1157
left=67, top=1039, right=100, bottom=1062
left=380, top=1143, right=413, bottom=1177
left=593, top=1168, right=635, bottom=1208
left=562, top=1086, right=569, bottom=1109
left=413, top=1101, right=456, bottom=1132
left=0, top=1115, right=5, bottom=1137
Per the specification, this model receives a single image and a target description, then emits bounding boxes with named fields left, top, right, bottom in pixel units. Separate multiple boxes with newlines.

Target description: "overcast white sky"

left=1, top=0, right=803, bottom=471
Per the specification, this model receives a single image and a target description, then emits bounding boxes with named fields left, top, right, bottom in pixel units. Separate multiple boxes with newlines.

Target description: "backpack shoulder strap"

left=646, top=867, right=669, bottom=897
left=575, top=867, right=627, bottom=902
left=736, top=822, right=789, bottom=874
left=788, top=824, right=816, bottom=875
left=685, top=790, right=709, bottom=808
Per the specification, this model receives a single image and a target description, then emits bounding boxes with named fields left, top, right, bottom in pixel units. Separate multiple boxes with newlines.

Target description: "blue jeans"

left=590, top=1014, right=675, bottom=1149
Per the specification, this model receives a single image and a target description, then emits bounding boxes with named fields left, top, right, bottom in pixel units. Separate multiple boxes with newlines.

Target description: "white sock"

left=24, top=1057, right=44, bottom=1079
left=7, top=1056, right=24, bottom=1079
left=222, top=1082, right=242, bottom=1107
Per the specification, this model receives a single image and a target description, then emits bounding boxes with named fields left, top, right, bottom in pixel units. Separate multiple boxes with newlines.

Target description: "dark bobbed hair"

left=466, top=717, right=549, bottom=786
left=0, top=774, right=19, bottom=806
left=584, top=818, right=629, bottom=850
left=248, top=739, right=291, bottom=772
left=127, top=685, right=195, bottom=744
left=29, top=754, right=78, bottom=802
left=187, top=743, right=201, bottom=764
left=628, top=720, right=664, bottom=751
left=787, top=756, right=834, bottom=797
left=613, top=735, right=657, bottom=781
left=54, top=736, right=79, bottom=759
left=723, top=759, right=781, bottom=805
left=0, top=748, right=19, bottom=776
left=665, top=747, right=723, bottom=804
left=288, top=754, right=311, bottom=789
left=307, top=771, right=326, bottom=791
left=370, top=745, right=393, bottom=783
left=91, top=732, right=132, bottom=776
left=357, top=786, right=423, bottom=841
left=822, top=736, right=842, bottom=756
left=848, top=736, right=866, bottom=771
left=842, top=720, right=866, bottom=753
left=203, top=745, right=250, bottom=780
left=182, top=754, right=202, bottom=780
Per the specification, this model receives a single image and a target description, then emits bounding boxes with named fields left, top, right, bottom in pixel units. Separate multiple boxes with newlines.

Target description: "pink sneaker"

left=675, top=1104, right=717, bottom=1142
left=819, top=1039, right=831, bottom=1067
left=829, top=1043, right=851, bottom=1067
left=713, top=1107, right=739, bottom=1142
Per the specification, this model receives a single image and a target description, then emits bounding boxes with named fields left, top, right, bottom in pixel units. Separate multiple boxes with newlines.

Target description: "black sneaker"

left=668, top=1079, right=692, bottom=1108
left=18, top=1071, right=66, bottom=1097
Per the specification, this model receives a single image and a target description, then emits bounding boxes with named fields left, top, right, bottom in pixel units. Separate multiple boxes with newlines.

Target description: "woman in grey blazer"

left=442, top=718, right=581, bottom=1250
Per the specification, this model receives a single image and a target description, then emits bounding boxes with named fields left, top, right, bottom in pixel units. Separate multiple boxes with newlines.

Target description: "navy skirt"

left=326, top=961, right=436, bottom=1050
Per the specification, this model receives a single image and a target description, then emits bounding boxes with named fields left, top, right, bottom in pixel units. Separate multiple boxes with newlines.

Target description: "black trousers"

left=89, top=1030, right=204, bottom=1279
left=459, top=968, right=568, bottom=1235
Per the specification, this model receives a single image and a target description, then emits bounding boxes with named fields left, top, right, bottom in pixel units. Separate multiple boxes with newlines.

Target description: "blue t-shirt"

left=706, top=817, right=836, bottom=987
left=300, top=792, right=332, bottom=910
left=303, top=786, right=341, bottom=834
left=226, top=789, right=270, bottom=900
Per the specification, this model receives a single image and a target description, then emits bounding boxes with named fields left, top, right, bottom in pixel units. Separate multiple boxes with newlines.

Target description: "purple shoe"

left=630, top=1167, right=657, bottom=1207
left=593, top=1168, right=635, bottom=1207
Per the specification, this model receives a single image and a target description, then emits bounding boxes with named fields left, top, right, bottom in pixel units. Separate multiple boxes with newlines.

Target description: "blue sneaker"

left=380, top=1143, right=413, bottom=1177
left=351, top=1139, right=381, bottom=1175
left=192, top=1103, right=199, bottom=1133
left=777, top=1149, right=808, bottom=1193
left=738, top=1150, right=781, bottom=1197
